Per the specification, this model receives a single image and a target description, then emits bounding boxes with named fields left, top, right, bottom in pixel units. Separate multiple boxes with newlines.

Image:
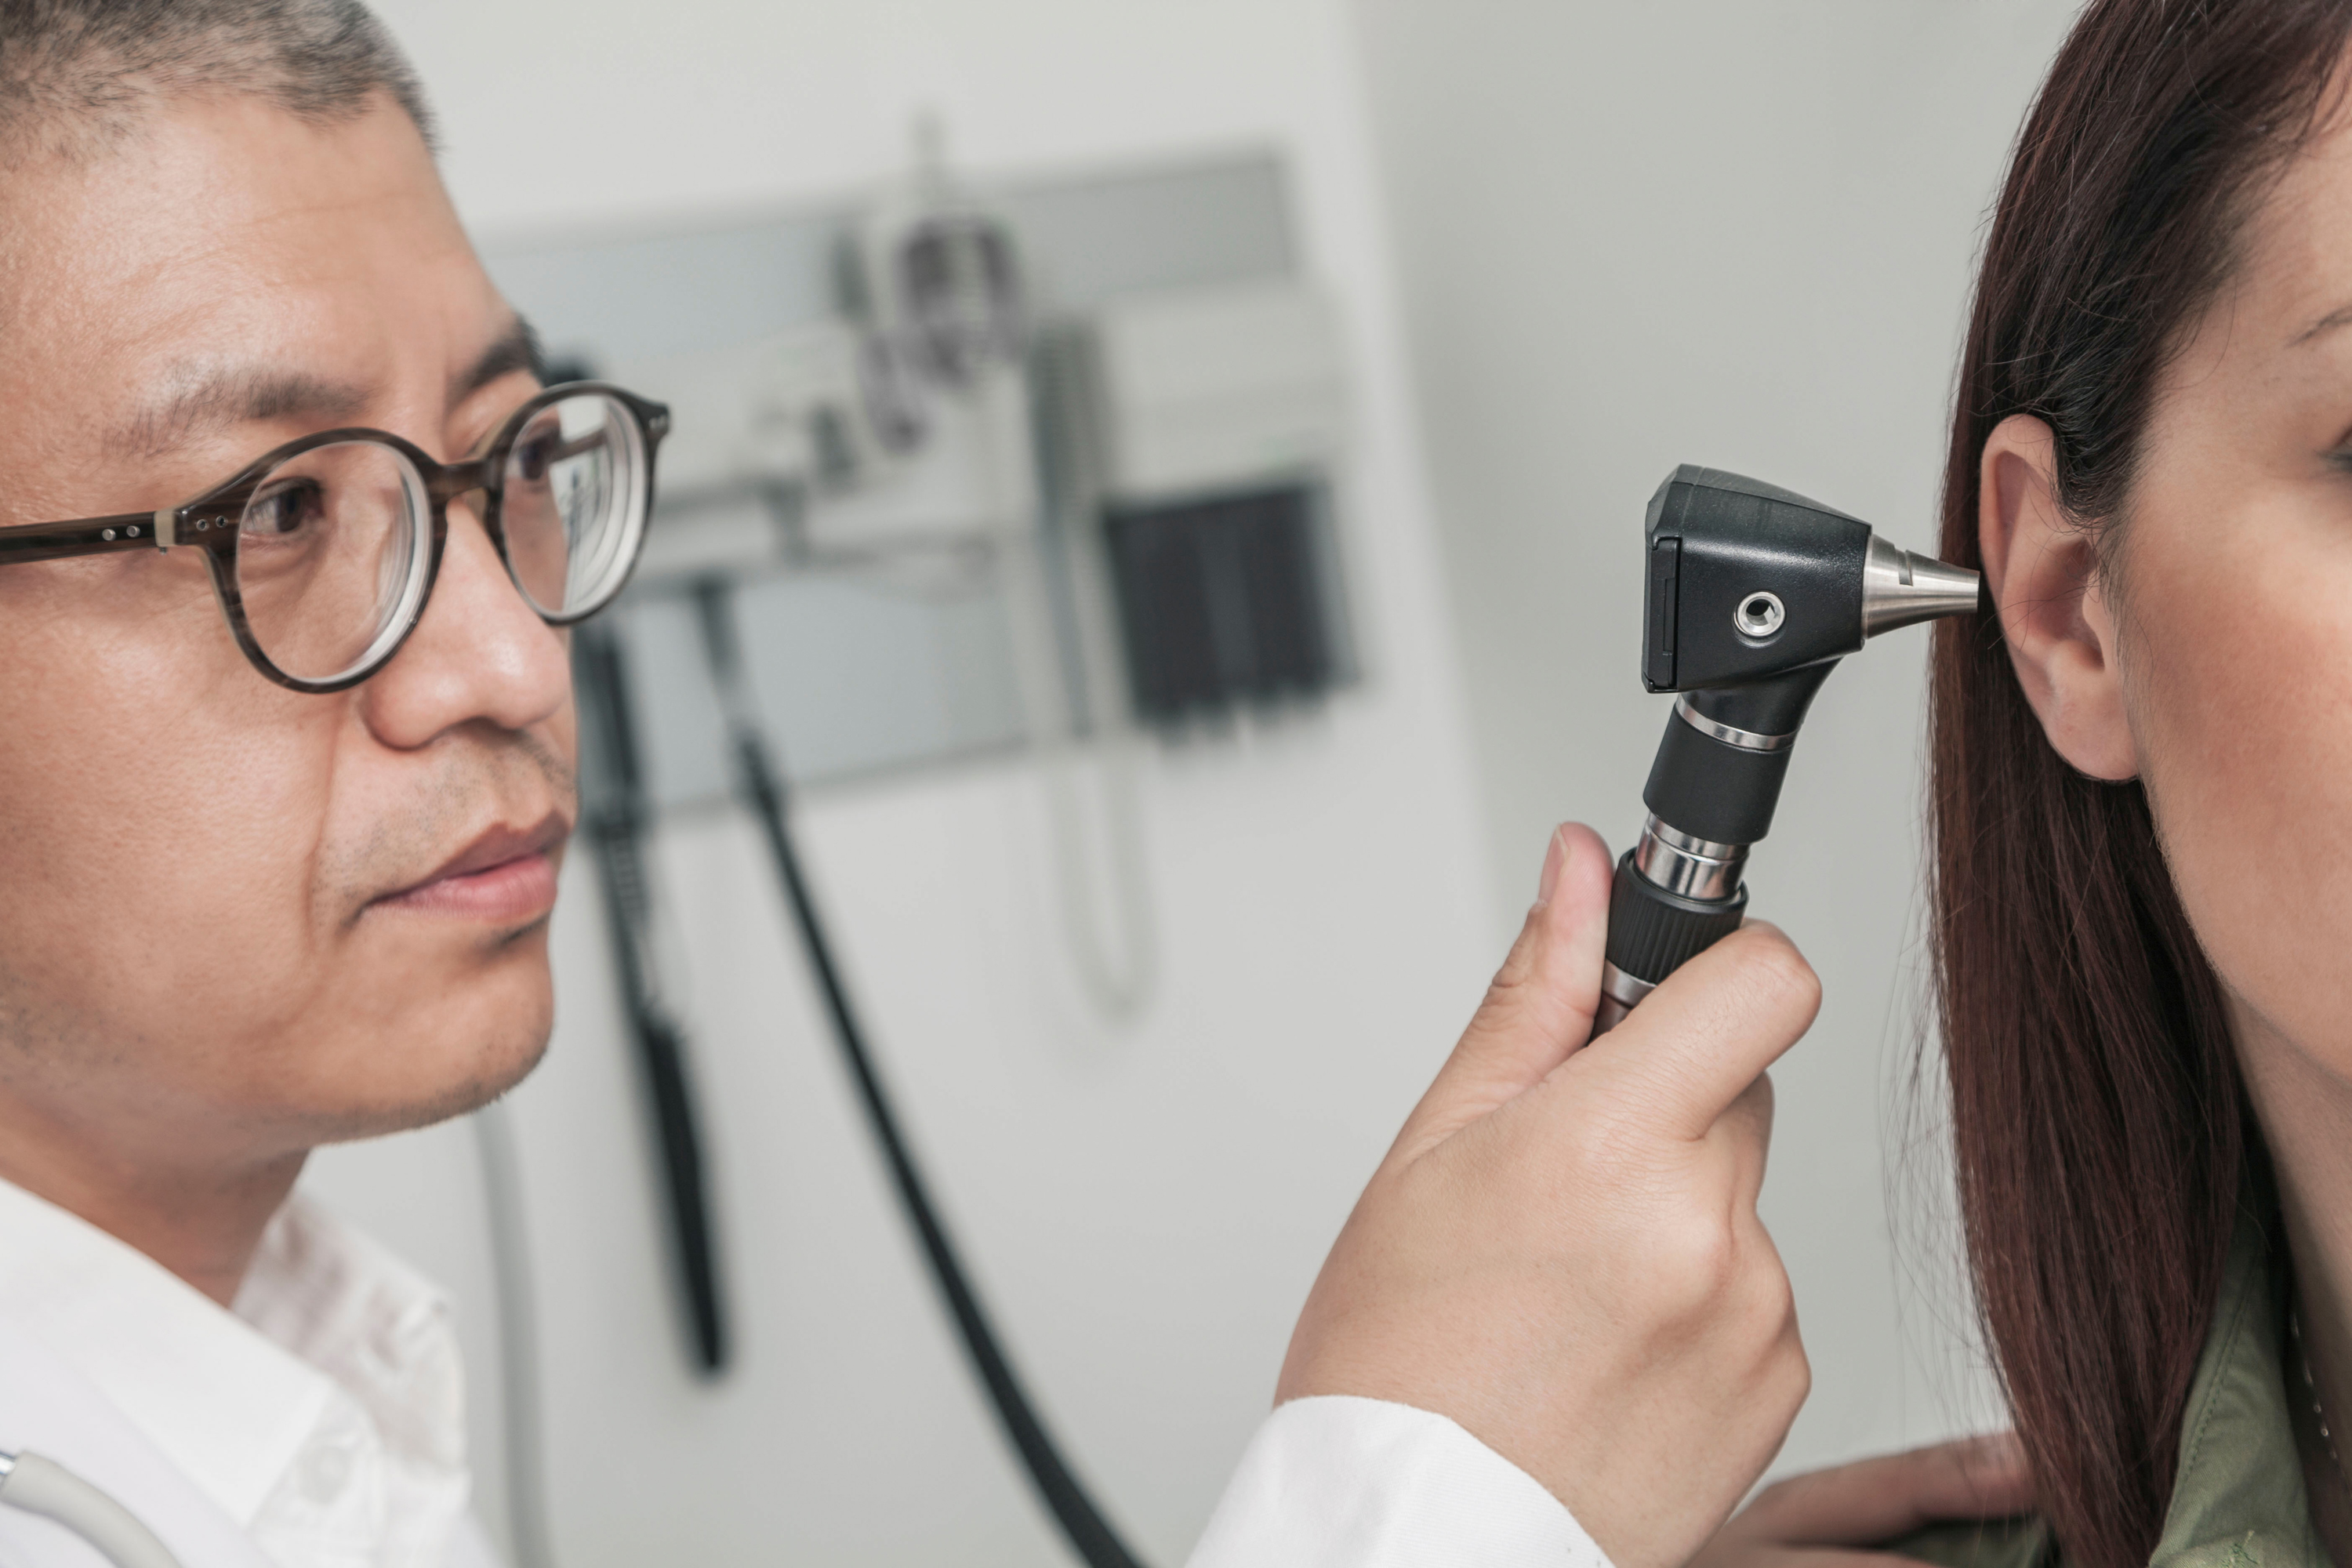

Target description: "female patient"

left=1711, top=2, right=2352, bottom=1565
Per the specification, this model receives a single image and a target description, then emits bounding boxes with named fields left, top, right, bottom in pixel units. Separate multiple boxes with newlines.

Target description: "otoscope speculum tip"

left=1861, top=533, right=1983, bottom=637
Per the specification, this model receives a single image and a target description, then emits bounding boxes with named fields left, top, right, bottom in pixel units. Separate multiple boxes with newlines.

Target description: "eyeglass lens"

left=499, top=392, right=648, bottom=620
left=236, top=440, right=434, bottom=686
left=232, top=391, right=649, bottom=686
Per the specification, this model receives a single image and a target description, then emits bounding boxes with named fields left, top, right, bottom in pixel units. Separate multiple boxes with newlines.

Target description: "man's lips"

left=374, top=814, right=570, bottom=923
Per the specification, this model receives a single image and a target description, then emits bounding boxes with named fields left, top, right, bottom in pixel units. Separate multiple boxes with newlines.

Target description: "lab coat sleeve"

left=1185, top=1395, right=1614, bottom=1567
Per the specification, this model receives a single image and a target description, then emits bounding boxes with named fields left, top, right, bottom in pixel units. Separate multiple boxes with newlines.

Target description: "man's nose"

left=357, top=495, right=571, bottom=749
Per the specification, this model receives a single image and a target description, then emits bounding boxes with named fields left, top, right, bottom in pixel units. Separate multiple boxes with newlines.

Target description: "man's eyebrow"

left=110, top=367, right=374, bottom=459
left=457, top=318, right=547, bottom=400
left=109, top=318, right=546, bottom=461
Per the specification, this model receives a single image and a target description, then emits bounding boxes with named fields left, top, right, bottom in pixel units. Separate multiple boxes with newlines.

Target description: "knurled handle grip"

left=1603, top=848, right=1747, bottom=987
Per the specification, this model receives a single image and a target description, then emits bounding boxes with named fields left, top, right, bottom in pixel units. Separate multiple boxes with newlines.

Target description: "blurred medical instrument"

left=1595, top=467, right=1981, bottom=1033
left=0, top=1452, right=182, bottom=1568
left=573, top=623, right=728, bottom=1376
left=477, top=136, right=1356, bottom=1566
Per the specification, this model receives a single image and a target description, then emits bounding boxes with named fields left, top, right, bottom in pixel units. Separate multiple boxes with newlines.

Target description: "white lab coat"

left=0, top=1181, right=1602, bottom=1567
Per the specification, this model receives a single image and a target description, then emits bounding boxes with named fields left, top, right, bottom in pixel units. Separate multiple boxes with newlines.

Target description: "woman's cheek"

left=2134, top=537, right=2352, bottom=1054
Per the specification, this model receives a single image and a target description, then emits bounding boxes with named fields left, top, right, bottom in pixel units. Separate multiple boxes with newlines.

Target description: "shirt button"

left=300, top=1443, right=354, bottom=1504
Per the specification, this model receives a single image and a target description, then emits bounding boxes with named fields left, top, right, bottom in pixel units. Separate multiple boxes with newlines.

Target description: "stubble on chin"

left=307, top=1018, right=554, bottom=1146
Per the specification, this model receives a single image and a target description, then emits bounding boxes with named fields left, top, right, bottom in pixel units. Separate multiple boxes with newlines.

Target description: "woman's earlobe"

left=1978, top=414, right=2140, bottom=782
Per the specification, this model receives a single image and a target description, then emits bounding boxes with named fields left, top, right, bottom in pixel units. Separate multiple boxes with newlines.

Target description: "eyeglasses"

left=0, top=382, right=670, bottom=692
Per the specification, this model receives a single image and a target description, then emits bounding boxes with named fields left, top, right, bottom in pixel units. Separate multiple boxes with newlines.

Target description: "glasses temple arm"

left=0, top=511, right=181, bottom=565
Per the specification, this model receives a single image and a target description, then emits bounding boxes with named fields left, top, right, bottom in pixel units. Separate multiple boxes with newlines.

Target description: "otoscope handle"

left=1597, top=849, right=1747, bottom=1032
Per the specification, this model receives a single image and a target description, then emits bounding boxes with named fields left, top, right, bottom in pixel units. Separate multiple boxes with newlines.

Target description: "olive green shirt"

left=1897, top=1218, right=2321, bottom=1568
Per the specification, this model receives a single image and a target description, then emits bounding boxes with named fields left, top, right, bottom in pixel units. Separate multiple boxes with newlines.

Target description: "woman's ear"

left=1980, top=414, right=2138, bottom=781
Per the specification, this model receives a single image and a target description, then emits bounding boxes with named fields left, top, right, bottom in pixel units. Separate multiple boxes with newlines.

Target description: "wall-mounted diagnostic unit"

left=476, top=141, right=1363, bottom=1568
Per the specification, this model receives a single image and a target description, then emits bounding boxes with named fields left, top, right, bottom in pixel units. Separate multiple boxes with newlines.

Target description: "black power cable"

left=688, top=578, right=1149, bottom=1568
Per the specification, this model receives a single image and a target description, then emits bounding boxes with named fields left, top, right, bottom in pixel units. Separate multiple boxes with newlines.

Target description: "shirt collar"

left=234, top=1193, right=466, bottom=1472
left=0, top=1175, right=463, bottom=1532
left=2152, top=1209, right=2324, bottom=1568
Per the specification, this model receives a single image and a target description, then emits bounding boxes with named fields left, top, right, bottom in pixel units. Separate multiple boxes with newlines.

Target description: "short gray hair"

left=0, top=0, right=433, bottom=166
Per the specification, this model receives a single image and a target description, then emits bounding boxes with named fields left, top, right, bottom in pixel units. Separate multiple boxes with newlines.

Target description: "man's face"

left=0, top=93, right=573, bottom=1170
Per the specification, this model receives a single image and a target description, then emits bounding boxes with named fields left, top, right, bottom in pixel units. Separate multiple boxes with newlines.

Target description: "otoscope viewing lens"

left=1735, top=592, right=1786, bottom=637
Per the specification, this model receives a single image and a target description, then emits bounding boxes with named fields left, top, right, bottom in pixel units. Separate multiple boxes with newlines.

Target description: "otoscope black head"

left=1642, top=465, right=1873, bottom=694
left=1596, top=464, right=1986, bottom=1034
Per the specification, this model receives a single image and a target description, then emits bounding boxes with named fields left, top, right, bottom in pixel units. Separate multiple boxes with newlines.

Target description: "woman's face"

left=2057, top=103, right=2352, bottom=1076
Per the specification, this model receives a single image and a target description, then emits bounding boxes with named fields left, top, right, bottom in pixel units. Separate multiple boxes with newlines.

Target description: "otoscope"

left=1595, top=466, right=1984, bottom=1033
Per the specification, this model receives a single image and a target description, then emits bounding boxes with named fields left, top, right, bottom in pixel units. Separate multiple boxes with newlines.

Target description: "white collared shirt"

left=0, top=1180, right=493, bottom=1568
left=1190, top=1397, right=1612, bottom=1568
left=0, top=1176, right=1602, bottom=1567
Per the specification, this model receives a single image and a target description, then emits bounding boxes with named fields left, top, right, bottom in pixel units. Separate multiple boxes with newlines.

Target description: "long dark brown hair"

left=1934, top=4, right=2352, bottom=1564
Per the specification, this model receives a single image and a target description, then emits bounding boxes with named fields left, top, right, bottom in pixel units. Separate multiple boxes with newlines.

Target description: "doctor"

left=0, top=2, right=2015, bottom=1564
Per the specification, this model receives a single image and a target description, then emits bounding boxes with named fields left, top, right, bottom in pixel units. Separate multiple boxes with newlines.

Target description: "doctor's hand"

left=1275, top=822, right=1819, bottom=1568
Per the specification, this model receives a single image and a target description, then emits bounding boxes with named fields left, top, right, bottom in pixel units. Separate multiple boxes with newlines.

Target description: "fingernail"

left=1537, top=828, right=1568, bottom=906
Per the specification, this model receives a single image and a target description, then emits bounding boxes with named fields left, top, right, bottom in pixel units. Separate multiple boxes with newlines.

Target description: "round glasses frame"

left=0, top=380, right=672, bottom=694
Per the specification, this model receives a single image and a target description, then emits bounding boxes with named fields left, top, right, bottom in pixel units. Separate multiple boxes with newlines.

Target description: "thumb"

left=1393, top=822, right=1610, bottom=1162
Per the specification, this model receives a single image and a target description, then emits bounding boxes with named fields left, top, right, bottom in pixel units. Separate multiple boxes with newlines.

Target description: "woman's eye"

left=245, top=478, right=326, bottom=537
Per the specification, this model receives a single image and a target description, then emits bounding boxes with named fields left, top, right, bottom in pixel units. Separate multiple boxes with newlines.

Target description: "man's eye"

left=514, top=434, right=557, bottom=483
left=245, top=477, right=325, bottom=537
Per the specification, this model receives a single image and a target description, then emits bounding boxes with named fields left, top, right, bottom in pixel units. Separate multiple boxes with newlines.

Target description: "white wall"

left=310, top=2, right=1503, bottom=1565
left=1347, top=0, right=2081, bottom=1474
left=305, top=5, right=2114, bottom=1560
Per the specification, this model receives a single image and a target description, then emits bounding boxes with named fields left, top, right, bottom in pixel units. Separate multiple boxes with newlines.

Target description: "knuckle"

left=1772, top=1334, right=1813, bottom=1411
left=1734, top=929, right=1820, bottom=1016
left=1679, top=1219, right=1793, bottom=1338
left=1479, top=913, right=1545, bottom=1003
left=1727, top=1272, right=1797, bottom=1362
left=1648, top=1210, right=1742, bottom=1310
left=1742, top=1261, right=1798, bottom=1331
left=1754, top=1235, right=1797, bottom=1307
left=1475, top=975, right=1519, bottom=1020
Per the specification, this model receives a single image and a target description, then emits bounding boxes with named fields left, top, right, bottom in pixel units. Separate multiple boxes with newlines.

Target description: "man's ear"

left=1980, top=413, right=2137, bottom=781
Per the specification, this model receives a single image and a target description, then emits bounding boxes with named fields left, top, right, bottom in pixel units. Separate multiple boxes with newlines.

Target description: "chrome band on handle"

left=1593, top=960, right=1656, bottom=1036
left=1673, top=695, right=1795, bottom=754
left=1632, top=814, right=1748, bottom=902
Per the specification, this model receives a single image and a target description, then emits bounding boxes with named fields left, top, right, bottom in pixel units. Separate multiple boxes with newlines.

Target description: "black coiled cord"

left=690, top=579, right=1149, bottom=1568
